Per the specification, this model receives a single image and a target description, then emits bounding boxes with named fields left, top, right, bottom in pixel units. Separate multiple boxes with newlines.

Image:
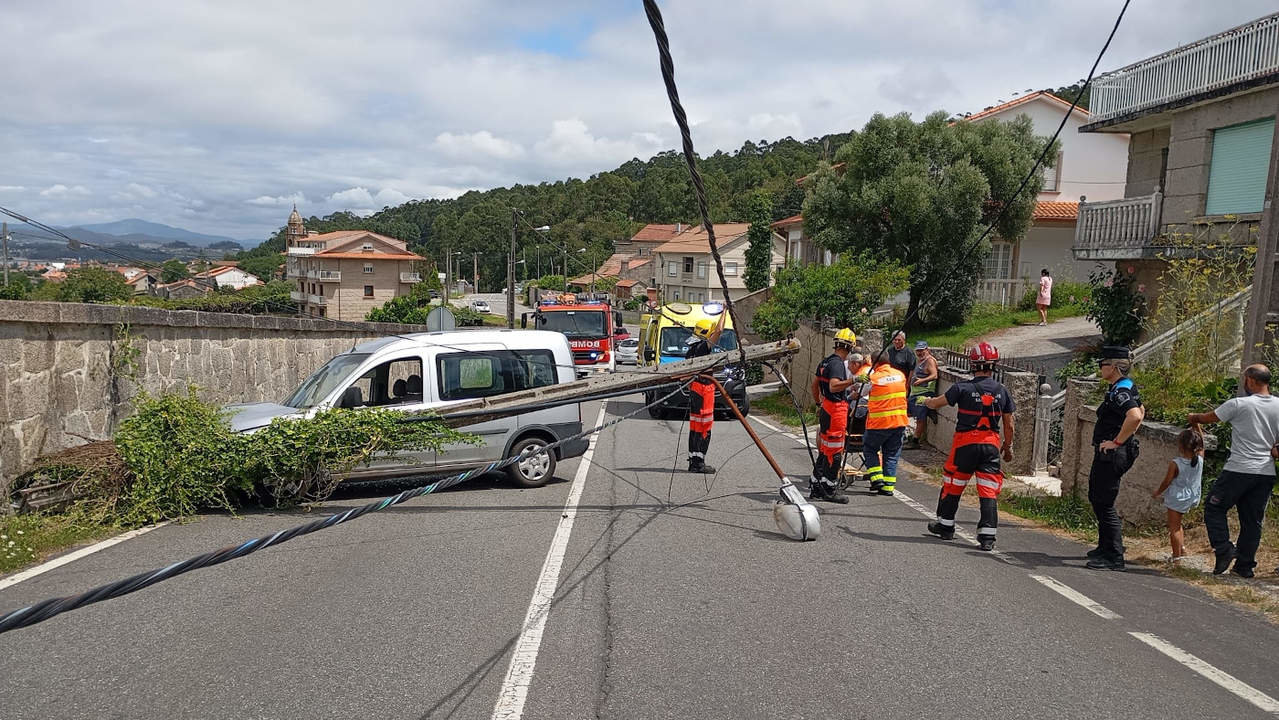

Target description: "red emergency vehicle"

left=522, top=293, right=623, bottom=376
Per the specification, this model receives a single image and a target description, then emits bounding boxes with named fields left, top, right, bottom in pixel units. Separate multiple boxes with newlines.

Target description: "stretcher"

left=836, top=400, right=869, bottom=491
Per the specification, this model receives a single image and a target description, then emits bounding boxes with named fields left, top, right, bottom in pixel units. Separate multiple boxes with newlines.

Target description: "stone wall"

left=1058, top=379, right=1218, bottom=527
left=0, top=300, right=426, bottom=493
left=922, top=366, right=1039, bottom=477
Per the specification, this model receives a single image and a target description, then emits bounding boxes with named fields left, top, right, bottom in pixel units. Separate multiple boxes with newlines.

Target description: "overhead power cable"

left=0, top=377, right=699, bottom=635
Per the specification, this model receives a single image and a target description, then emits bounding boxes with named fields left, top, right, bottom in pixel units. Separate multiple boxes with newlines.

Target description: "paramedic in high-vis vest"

left=809, top=328, right=858, bottom=504
left=861, top=356, right=909, bottom=496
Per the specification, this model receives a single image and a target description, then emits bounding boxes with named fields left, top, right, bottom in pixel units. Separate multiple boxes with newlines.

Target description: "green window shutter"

left=1205, top=118, right=1275, bottom=216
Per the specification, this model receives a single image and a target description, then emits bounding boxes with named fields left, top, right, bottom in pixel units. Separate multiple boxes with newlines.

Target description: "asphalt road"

left=3, top=397, right=1278, bottom=719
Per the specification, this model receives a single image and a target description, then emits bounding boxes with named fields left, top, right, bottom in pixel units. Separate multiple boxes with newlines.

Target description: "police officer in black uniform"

left=1086, top=346, right=1144, bottom=571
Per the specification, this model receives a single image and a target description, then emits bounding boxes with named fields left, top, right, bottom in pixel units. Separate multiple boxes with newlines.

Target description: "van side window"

left=436, top=350, right=557, bottom=401
left=343, top=357, right=423, bottom=408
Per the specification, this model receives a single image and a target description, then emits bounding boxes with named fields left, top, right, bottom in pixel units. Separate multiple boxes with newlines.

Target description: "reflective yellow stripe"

left=876, top=392, right=907, bottom=401
left=868, top=410, right=908, bottom=419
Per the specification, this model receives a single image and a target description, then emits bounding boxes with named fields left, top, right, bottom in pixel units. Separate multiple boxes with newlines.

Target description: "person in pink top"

left=1036, top=268, right=1053, bottom=326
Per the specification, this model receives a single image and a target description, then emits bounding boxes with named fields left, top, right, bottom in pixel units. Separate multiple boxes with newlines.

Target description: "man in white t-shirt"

left=1188, top=364, right=1279, bottom=578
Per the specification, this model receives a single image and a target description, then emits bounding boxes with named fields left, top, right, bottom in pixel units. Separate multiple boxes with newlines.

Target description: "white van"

left=226, top=330, right=587, bottom=487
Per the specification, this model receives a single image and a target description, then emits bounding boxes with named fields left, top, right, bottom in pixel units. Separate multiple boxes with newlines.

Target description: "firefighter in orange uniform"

left=924, top=342, right=1015, bottom=551
left=809, top=328, right=858, bottom=504
left=686, top=316, right=722, bottom=473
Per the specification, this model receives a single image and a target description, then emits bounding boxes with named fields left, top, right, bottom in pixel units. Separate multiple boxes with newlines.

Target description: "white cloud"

left=246, top=191, right=308, bottom=207
left=326, top=187, right=412, bottom=210
left=534, top=118, right=663, bottom=168
left=39, top=184, right=90, bottom=197
left=125, top=182, right=158, bottom=198
left=434, top=130, right=525, bottom=160
left=0, top=185, right=24, bottom=192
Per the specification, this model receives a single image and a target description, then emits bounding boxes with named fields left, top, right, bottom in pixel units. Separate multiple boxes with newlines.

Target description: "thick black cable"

left=642, top=0, right=749, bottom=370
left=0, top=378, right=697, bottom=635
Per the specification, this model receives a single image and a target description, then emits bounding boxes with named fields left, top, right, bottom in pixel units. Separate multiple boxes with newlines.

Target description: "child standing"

left=1151, top=428, right=1205, bottom=560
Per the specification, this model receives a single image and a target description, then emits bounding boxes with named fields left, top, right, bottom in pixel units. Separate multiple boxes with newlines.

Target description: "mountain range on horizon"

left=69, top=219, right=246, bottom=248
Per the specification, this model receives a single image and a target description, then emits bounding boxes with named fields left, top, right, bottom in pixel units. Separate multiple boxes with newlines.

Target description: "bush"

left=56, top=267, right=133, bottom=304
left=751, top=254, right=909, bottom=340
left=111, top=388, right=476, bottom=521
left=537, top=275, right=566, bottom=292
left=127, top=280, right=297, bottom=314
left=1084, top=266, right=1146, bottom=346
left=1017, top=279, right=1091, bottom=312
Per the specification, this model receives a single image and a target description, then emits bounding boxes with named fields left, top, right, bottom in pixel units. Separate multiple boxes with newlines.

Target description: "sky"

left=2, top=0, right=1275, bottom=242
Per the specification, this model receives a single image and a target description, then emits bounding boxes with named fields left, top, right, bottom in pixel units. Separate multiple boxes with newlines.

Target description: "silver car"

left=471, top=300, right=491, bottom=314
left=616, top=337, right=640, bottom=365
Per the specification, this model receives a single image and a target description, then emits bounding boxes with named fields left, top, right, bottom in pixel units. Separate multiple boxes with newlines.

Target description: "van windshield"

left=659, top=327, right=737, bottom=358
left=282, top=353, right=371, bottom=409
left=535, top=309, right=608, bottom=339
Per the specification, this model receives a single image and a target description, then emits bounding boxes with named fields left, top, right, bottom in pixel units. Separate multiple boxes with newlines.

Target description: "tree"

left=56, top=267, right=133, bottom=304
left=239, top=254, right=282, bottom=282
left=751, top=254, right=910, bottom=340
left=744, top=192, right=774, bottom=292
left=0, top=273, right=32, bottom=300
left=804, top=111, right=1053, bottom=327
left=161, top=259, right=190, bottom=283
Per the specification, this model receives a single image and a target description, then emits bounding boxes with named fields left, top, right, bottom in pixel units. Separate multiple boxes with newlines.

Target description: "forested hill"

left=241, top=133, right=852, bottom=289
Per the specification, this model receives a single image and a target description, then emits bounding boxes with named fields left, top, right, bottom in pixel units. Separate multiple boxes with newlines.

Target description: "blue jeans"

left=863, top=427, right=904, bottom=484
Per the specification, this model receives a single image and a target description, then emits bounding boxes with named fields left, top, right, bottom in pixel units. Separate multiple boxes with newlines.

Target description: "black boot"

left=810, top=481, right=848, bottom=504
left=927, top=522, right=955, bottom=540
left=977, top=534, right=996, bottom=552
left=688, top=461, right=717, bottom=474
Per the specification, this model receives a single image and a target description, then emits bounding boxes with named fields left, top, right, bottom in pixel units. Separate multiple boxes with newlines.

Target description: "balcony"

left=1087, top=12, right=1279, bottom=127
left=1073, top=193, right=1163, bottom=260
left=400, top=272, right=422, bottom=284
left=306, top=270, right=341, bottom=281
left=286, top=246, right=317, bottom=256
left=289, top=290, right=306, bottom=302
left=308, top=294, right=327, bottom=306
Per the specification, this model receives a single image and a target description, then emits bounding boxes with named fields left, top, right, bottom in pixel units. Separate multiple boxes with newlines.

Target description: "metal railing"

left=1074, top=193, right=1162, bottom=257
left=289, top=290, right=305, bottom=302
left=938, top=348, right=1048, bottom=387
left=286, top=246, right=317, bottom=256
left=316, top=270, right=341, bottom=281
left=976, top=278, right=1028, bottom=307
left=307, top=294, right=327, bottom=306
left=1089, top=12, right=1279, bottom=123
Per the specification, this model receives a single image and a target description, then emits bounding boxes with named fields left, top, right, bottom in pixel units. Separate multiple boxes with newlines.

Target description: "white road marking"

left=1129, top=632, right=1279, bottom=715
left=491, top=402, right=608, bottom=720
left=1029, top=574, right=1122, bottom=620
left=0, top=522, right=169, bottom=592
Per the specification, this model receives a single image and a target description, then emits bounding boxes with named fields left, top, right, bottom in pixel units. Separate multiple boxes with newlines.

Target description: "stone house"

left=1073, top=12, right=1278, bottom=312
left=281, top=207, right=426, bottom=322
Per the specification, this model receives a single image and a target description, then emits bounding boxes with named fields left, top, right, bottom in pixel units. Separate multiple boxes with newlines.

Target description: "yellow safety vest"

left=866, top=364, right=908, bottom=429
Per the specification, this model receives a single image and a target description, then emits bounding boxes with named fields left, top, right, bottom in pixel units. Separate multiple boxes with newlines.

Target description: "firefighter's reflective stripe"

left=974, top=472, right=1003, bottom=498
left=866, top=365, right=909, bottom=429
left=818, top=397, right=849, bottom=462
left=689, top=379, right=715, bottom=434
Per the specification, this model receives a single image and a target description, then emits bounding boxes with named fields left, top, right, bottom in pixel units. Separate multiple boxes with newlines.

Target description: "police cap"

left=1100, top=346, right=1131, bottom=360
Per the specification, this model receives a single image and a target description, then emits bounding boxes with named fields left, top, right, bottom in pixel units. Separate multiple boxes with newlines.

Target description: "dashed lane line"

left=491, top=402, right=608, bottom=720
left=1029, top=574, right=1122, bottom=620
left=1129, top=632, right=1279, bottom=715
left=0, top=523, right=169, bottom=592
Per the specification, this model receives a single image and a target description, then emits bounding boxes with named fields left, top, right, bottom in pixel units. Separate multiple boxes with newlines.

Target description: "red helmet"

left=969, top=342, right=999, bottom=364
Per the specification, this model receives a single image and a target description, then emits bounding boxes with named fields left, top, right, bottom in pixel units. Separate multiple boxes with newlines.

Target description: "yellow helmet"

left=834, top=328, right=856, bottom=348
left=693, top=317, right=716, bottom=339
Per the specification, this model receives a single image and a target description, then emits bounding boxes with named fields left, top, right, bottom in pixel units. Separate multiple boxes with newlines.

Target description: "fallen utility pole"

left=424, top=338, right=801, bottom=428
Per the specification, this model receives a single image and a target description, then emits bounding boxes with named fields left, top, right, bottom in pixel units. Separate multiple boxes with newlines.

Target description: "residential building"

left=654, top=223, right=787, bottom=303
left=1072, top=12, right=1278, bottom=302
left=192, top=265, right=262, bottom=290
left=958, top=91, right=1132, bottom=303
left=156, top=277, right=215, bottom=299
left=282, top=207, right=426, bottom=321
left=771, top=214, right=831, bottom=267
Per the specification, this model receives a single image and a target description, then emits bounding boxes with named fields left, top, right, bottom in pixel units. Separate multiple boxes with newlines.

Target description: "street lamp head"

left=534, top=226, right=550, bottom=232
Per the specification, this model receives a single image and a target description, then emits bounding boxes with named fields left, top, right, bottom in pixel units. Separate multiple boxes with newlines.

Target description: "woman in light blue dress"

left=1152, top=429, right=1205, bottom=560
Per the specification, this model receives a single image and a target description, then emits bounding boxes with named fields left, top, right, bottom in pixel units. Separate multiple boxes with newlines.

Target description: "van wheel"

left=507, top=436, right=556, bottom=488
left=646, top=392, right=663, bottom=419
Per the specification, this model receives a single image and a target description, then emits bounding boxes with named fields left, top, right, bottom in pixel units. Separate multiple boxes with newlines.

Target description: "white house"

left=194, top=265, right=263, bottom=291
left=654, top=223, right=787, bottom=303
left=962, top=91, right=1130, bottom=300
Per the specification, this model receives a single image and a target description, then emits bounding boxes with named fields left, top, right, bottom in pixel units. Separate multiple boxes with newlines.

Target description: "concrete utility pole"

left=472, top=252, right=479, bottom=293
left=1242, top=119, right=1279, bottom=370
left=508, top=209, right=517, bottom=329
left=2, top=221, right=9, bottom=287
left=444, top=245, right=451, bottom=302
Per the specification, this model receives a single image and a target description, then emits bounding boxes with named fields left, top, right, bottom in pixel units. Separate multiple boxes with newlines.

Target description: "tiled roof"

left=654, top=223, right=752, bottom=254
left=313, top=251, right=424, bottom=260
left=616, top=279, right=642, bottom=288
left=630, top=223, right=685, bottom=243
left=771, top=214, right=803, bottom=228
left=568, top=252, right=650, bottom=286
left=1033, top=201, right=1079, bottom=222
left=960, top=91, right=1089, bottom=124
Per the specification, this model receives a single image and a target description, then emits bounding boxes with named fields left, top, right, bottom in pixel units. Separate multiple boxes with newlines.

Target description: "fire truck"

left=522, top=293, right=623, bottom=376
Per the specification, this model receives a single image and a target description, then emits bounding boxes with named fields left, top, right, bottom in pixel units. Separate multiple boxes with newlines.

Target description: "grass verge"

left=0, top=511, right=121, bottom=575
left=753, top=390, right=815, bottom=429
